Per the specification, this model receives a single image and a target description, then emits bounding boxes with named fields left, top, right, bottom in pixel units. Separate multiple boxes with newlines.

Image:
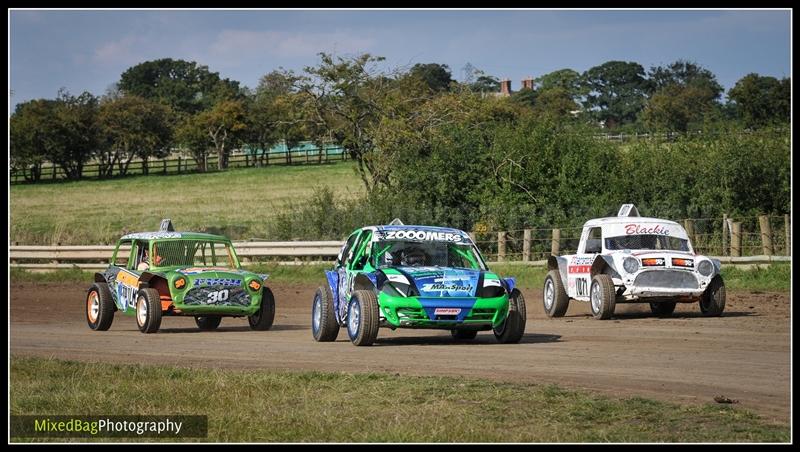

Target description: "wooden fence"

left=10, top=146, right=349, bottom=184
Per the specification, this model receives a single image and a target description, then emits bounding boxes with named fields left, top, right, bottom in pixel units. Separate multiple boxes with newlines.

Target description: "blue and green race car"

left=311, top=222, right=527, bottom=346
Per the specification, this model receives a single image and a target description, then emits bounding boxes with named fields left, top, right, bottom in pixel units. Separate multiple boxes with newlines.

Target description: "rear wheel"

left=135, top=288, right=162, bottom=333
left=543, top=270, right=570, bottom=317
left=494, top=289, right=527, bottom=343
left=451, top=329, right=478, bottom=340
left=700, top=276, right=726, bottom=317
left=312, top=285, right=340, bottom=342
left=195, top=316, right=222, bottom=330
left=86, top=283, right=115, bottom=331
left=347, top=290, right=380, bottom=346
left=249, top=287, right=276, bottom=330
left=590, top=274, right=616, bottom=320
left=649, top=301, right=677, bottom=316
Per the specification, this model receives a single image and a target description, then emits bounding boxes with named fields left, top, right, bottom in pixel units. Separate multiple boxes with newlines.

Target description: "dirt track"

left=10, top=281, right=791, bottom=423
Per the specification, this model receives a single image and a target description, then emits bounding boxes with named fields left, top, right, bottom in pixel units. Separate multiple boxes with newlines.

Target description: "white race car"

left=543, top=204, right=725, bottom=319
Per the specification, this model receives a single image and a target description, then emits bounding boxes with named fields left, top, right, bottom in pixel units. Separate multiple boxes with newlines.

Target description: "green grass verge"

left=10, top=162, right=362, bottom=245
left=9, top=262, right=790, bottom=292
left=10, top=356, right=788, bottom=443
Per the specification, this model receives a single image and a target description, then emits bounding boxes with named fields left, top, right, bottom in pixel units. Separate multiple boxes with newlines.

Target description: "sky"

left=8, top=9, right=792, bottom=113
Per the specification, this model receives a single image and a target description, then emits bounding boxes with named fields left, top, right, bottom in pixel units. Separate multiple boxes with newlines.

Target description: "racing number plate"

left=434, top=308, right=461, bottom=315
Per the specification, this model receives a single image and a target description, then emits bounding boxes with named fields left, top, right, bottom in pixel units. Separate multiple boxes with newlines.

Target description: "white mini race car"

left=543, top=204, right=725, bottom=319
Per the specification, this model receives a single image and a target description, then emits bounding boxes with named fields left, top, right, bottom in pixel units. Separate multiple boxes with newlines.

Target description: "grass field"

left=9, top=262, right=790, bottom=292
left=10, top=356, right=788, bottom=443
left=10, top=162, right=363, bottom=245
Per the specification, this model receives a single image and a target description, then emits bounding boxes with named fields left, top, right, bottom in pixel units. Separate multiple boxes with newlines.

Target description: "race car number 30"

left=207, top=289, right=230, bottom=304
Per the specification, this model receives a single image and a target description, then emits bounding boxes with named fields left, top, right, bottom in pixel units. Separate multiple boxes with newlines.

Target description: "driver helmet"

left=400, top=246, right=428, bottom=267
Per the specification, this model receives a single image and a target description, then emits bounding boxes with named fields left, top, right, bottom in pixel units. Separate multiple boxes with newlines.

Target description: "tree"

left=97, top=95, right=174, bottom=177
left=118, top=58, right=242, bottom=115
left=581, top=61, right=652, bottom=127
left=641, top=84, right=720, bottom=131
left=408, top=63, right=454, bottom=92
left=10, top=99, right=58, bottom=182
left=532, top=87, right=580, bottom=120
left=536, top=69, right=585, bottom=101
left=728, top=73, right=790, bottom=128
left=192, top=100, right=247, bottom=171
left=300, top=52, right=433, bottom=190
left=471, top=75, right=501, bottom=93
left=43, top=90, right=100, bottom=180
left=648, top=60, right=724, bottom=100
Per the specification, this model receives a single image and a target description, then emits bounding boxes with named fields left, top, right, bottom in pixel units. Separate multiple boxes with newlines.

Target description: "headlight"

left=247, top=279, right=262, bottom=292
left=698, top=260, right=713, bottom=277
left=174, top=277, right=187, bottom=289
left=623, top=257, right=639, bottom=274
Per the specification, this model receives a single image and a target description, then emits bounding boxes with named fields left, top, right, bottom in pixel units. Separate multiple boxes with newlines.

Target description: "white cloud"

left=209, top=29, right=375, bottom=60
left=93, top=36, right=140, bottom=65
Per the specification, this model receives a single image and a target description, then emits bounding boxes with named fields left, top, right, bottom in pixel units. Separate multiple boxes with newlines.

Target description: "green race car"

left=312, top=222, right=527, bottom=346
left=86, top=220, right=275, bottom=333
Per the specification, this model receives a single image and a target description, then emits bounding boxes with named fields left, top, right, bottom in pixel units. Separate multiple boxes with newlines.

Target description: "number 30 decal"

left=207, top=289, right=230, bottom=304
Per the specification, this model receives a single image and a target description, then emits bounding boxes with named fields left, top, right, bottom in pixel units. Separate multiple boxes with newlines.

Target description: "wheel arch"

left=547, top=255, right=569, bottom=288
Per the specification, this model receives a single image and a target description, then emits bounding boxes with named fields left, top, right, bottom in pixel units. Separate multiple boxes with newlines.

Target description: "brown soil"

left=10, top=282, right=791, bottom=423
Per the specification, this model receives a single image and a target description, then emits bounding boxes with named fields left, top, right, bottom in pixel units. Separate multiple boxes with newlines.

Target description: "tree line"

left=10, top=55, right=790, bottom=184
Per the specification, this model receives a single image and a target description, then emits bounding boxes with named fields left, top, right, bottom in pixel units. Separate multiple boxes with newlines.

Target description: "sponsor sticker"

left=434, top=308, right=461, bottom=316
left=568, top=265, right=591, bottom=274
left=382, top=230, right=464, bottom=242
left=624, top=224, right=671, bottom=236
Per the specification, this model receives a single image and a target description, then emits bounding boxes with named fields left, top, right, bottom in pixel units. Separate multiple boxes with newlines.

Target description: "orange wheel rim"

left=87, top=291, right=99, bottom=323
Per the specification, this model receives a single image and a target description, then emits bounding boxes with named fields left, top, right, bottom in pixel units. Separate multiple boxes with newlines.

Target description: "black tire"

left=700, top=275, right=726, bottom=317
left=249, top=286, right=276, bottom=330
left=312, top=285, right=340, bottom=342
left=135, top=288, right=162, bottom=333
left=650, top=301, right=677, bottom=316
left=86, top=283, right=115, bottom=331
left=590, top=274, right=616, bottom=320
left=494, top=289, right=527, bottom=344
left=543, top=270, right=570, bottom=318
left=195, top=316, right=222, bottom=330
left=346, top=290, right=380, bottom=346
left=451, top=329, right=478, bottom=340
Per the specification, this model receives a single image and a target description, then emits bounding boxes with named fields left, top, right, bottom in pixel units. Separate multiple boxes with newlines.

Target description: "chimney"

left=522, top=77, right=535, bottom=90
left=500, top=79, right=512, bottom=96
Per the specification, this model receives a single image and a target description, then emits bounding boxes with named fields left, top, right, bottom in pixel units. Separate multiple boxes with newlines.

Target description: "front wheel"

left=700, top=276, right=726, bottom=317
left=195, top=316, right=222, bottom=330
left=347, top=290, right=380, bottom=346
left=590, top=274, right=616, bottom=320
left=135, top=288, right=162, bottom=333
left=86, top=283, right=115, bottom=331
left=543, top=270, right=570, bottom=318
left=312, top=285, right=340, bottom=342
left=650, top=301, right=677, bottom=317
left=494, top=289, right=527, bottom=344
left=451, top=329, right=478, bottom=340
left=249, top=287, right=276, bottom=330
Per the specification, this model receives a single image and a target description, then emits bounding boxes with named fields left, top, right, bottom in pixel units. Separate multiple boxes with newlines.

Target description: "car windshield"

left=605, top=234, right=690, bottom=252
left=372, top=240, right=486, bottom=270
left=150, top=240, right=237, bottom=268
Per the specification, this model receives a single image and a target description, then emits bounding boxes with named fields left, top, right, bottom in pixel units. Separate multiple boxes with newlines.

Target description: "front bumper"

left=378, top=293, right=509, bottom=329
left=618, top=269, right=710, bottom=300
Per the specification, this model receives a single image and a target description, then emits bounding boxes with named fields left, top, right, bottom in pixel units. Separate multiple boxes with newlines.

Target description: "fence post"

left=758, top=215, right=773, bottom=256
left=522, top=229, right=531, bottom=262
left=52, top=164, right=57, bottom=180
left=551, top=228, right=561, bottom=256
left=730, top=222, right=742, bottom=257
left=683, top=219, right=695, bottom=246
left=497, top=232, right=506, bottom=262
left=163, top=159, right=167, bottom=175
left=785, top=214, right=791, bottom=256
left=722, top=214, right=728, bottom=256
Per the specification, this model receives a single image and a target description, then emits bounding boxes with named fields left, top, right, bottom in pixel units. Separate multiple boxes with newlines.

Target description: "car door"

left=569, top=227, right=602, bottom=301
left=335, top=230, right=362, bottom=317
